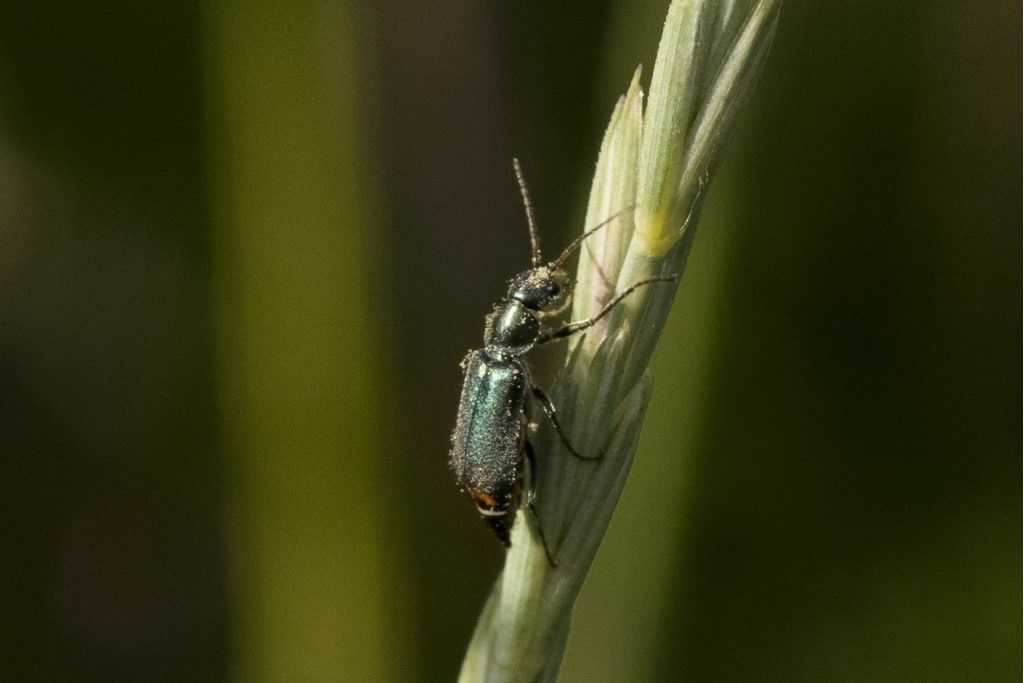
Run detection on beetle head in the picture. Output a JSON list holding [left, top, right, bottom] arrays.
[[508, 265, 570, 311]]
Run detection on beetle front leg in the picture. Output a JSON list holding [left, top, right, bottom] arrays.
[[537, 275, 679, 343], [536, 290, 573, 319]]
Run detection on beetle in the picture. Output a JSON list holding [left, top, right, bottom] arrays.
[[449, 159, 676, 565]]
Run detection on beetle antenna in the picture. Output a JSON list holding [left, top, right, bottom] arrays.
[[552, 204, 636, 269], [513, 158, 542, 267]]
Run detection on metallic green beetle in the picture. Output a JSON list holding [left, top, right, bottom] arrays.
[[449, 159, 676, 564]]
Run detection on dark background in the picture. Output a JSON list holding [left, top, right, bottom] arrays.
[[0, 1, 1018, 680]]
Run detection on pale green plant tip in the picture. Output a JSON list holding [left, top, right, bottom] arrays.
[[679, 0, 781, 204], [635, 0, 706, 256], [634, 0, 781, 256]]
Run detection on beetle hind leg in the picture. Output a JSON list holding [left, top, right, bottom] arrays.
[[525, 440, 558, 568]]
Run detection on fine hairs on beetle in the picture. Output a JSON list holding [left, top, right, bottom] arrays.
[[449, 159, 677, 567]]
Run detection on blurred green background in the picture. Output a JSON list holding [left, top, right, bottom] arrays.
[[0, 1, 1018, 680]]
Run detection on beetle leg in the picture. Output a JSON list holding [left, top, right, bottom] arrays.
[[529, 384, 602, 461], [524, 440, 558, 568], [536, 290, 573, 319], [523, 439, 538, 506], [537, 275, 679, 344]]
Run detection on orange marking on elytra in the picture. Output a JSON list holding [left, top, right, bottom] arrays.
[[465, 484, 499, 508]]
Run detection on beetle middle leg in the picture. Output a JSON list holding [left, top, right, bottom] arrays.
[[530, 384, 601, 461]]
